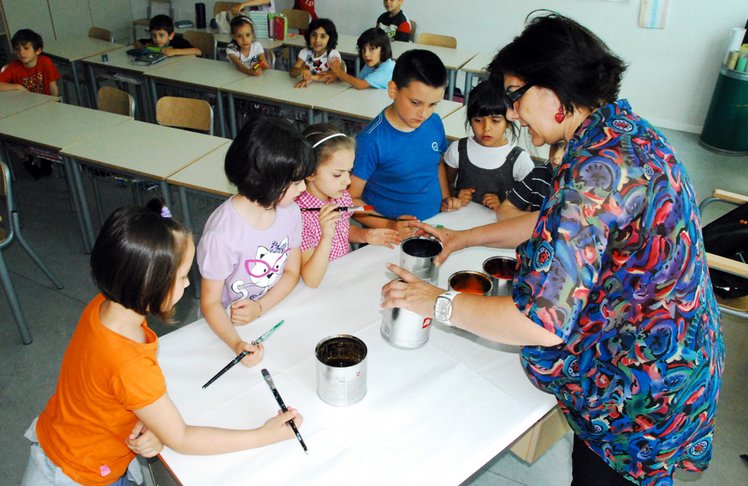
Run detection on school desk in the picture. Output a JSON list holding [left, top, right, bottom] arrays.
[[144, 56, 250, 137], [461, 51, 495, 98], [442, 106, 469, 141], [82, 46, 194, 122], [60, 119, 229, 248], [221, 69, 352, 137], [391, 41, 477, 101], [0, 102, 131, 251], [0, 90, 59, 120], [155, 201, 557, 485], [43, 37, 125, 107], [316, 86, 463, 124]]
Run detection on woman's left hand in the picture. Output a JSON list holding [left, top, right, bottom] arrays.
[[381, 264, 444, 317], [126, 421, 163, 458]]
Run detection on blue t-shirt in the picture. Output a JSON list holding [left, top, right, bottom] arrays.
[[353, 110, 447, 220], [358, 58, 395, 89]]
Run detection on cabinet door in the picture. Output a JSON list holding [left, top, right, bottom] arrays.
[[48, 0, 93, 39], [1, 0, 55, 41], [88, 0, 132, 43]]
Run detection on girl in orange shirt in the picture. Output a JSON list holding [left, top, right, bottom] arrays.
[[22, 199, 302, 485]]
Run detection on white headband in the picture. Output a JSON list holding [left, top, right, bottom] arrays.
[[312, 133, 347, 148]]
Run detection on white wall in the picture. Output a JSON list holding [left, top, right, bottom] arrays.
[[133, 0, 747, 132]]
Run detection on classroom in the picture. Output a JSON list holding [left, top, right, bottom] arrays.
[[1, 0, 747, 485]]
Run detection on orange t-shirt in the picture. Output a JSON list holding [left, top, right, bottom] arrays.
[[35, 294, 166, 485]]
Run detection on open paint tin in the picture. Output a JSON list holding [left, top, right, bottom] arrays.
[[399, 236, 442, 284], [482, 256, 517, 296], [315, 335, 367, 406]]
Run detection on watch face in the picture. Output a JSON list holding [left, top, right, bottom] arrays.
[[435, 295, 451, 321]]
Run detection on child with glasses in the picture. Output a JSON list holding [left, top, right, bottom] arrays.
[[197, 116, 316, 363]]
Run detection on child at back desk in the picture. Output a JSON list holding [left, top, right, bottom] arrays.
[[297, 123, 399, 287], [350, 49, 451, 239], [22, 199, 302, 485], [291, 18, 342, 88], [330, 27, 394, 90], [135, 14, 201, 57], [376, 0, 412, 42], [226, 15, 269, 76], [198, 116, 315, 361], [442, 80, 535, 214]]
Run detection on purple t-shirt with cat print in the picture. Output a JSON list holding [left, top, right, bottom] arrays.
[[197, 197, 302, 308]]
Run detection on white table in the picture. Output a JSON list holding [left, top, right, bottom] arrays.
[[461, 52, 495, 97], [60, 120, 229, 249], [392, 41, 477, 101], [0, 90, 60, 120], [157, 203, 556, 485], [0, 102, 132, 251], [443, 106, 469, 141], [144, 56, 250, 137], [44, 37, 124, 106], [316, 86, 463, 123], [221, 69, 352, 137]]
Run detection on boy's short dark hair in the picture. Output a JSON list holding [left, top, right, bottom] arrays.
[[225, 116, 316, 208], [149, 14, 175, 34], [305, 18, 338, 52], [392, 49, 447, 89], [91, 199, 191, 322], [356, 28, 391, 63], [11, 29, 43, 51]]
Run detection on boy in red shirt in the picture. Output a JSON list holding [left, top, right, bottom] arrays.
[[0, 29, 60, 178]]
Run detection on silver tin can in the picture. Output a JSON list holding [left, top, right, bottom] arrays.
[[482, 256, 516, 296], [315, 335, 367, 406], [448, 270, 493, 295], [381, 306, 432, 349], [399, 236, 442, 284]]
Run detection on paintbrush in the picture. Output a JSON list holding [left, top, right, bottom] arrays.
[[300, 205, 373, 212]]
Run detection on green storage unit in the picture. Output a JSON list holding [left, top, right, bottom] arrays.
[[700, 66, 748, 156]]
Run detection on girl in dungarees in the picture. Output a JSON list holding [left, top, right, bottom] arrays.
[[442, 79, 535, 212]]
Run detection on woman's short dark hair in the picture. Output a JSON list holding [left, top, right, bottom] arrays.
[[11, 29, 43, 50], [225, 116, 315, 208], [465, 79, 518, 139], [488, 13, 626, 113], [356, 28, 392, 63], [392, 49, 447, 89], [90, 199, 191, 322], [305, 18, 338, 52]]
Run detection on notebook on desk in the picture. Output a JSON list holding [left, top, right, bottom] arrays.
[[132, 51, 166, 66]]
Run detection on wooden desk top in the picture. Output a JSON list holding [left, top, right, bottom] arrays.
[[60, 120, 230, 180], [167, 143, 234, 197], [0, 91, 60, 120], [144, 56, 249, 89], [221, 69, 352, 110], [44, 37, 124, 62], [0, 102, 131, 150]]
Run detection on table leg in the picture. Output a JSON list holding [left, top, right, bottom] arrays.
[[148, 79, 158, 123], [70, 61, 86, 107], [307, 107, 314, 125], [87, 65, 100, 109], [228, 94, 238, 139], [178, 187, 201, 298], [447, 70, 456, 101], [64, 157, 95, 252], [216, 91, 226, 138], [159, 181, 173, 209]]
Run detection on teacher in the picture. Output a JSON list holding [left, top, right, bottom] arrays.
[[381, 13, 724, 486]]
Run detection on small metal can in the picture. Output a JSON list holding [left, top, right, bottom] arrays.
[[315, 335, 367, 406], [399, 236, 442, 284], [101, 53, 109, 63], [381, 306, 432, 349]]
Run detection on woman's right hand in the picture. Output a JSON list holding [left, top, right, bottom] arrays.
[[409, 221, 467, 265], [263, 408, 303, 443], [235, 340, 264, 367]]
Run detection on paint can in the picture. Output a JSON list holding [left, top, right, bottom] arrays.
[[399, 236, 442, 284], [381, 304, 432, 349], [315, 335, 367, 406], [482, 256, 517, 296], [448, 270, 493, 295]]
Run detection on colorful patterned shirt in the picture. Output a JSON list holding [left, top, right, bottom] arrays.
[[514, 100, 724, 485], [296, 190, 352, 260]]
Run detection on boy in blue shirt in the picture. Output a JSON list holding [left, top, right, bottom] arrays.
[[350, 49, 450, 238]]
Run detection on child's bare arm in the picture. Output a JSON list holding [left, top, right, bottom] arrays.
[[135, 394, 302, 454], [162, 46, 202, 57], [228, 53, 264, 76], [329, 58, 369, 90], [300, 207, 339, 288], [290, 58, 307, 78], [48, 80, 59, 97], [349, 225, 399, 248], [0, 82, 25, 92]]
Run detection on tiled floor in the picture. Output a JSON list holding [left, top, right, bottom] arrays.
[[0, 128, 746, 485]]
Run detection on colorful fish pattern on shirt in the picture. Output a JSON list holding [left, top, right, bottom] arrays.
[[513, 99, 724, 485]]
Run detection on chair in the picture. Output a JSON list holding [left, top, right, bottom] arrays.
[[416, 32, 457, 49], [0, 160, 63, 344], [88, 26, 114, 42], [156, 96, 214, 135], [264, 48, 276, 70], [98, 86, 135, 117], [700, 189, 748, 319], [183, 31, 217, 60], [282, 8, 311, 33], [409, 20, 417, 42]]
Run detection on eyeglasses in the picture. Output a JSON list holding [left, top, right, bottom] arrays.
[[504, 83, 534, 106]]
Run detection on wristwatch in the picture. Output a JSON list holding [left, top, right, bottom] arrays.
[[434, 291, 459, 325]]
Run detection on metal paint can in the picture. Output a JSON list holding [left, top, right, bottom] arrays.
[[315, 335, 367, 406], [399, 236, 442, 283], [482, 256, 517, 296], [448, 270, 493, 295], [381, 305, 432, 349]]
